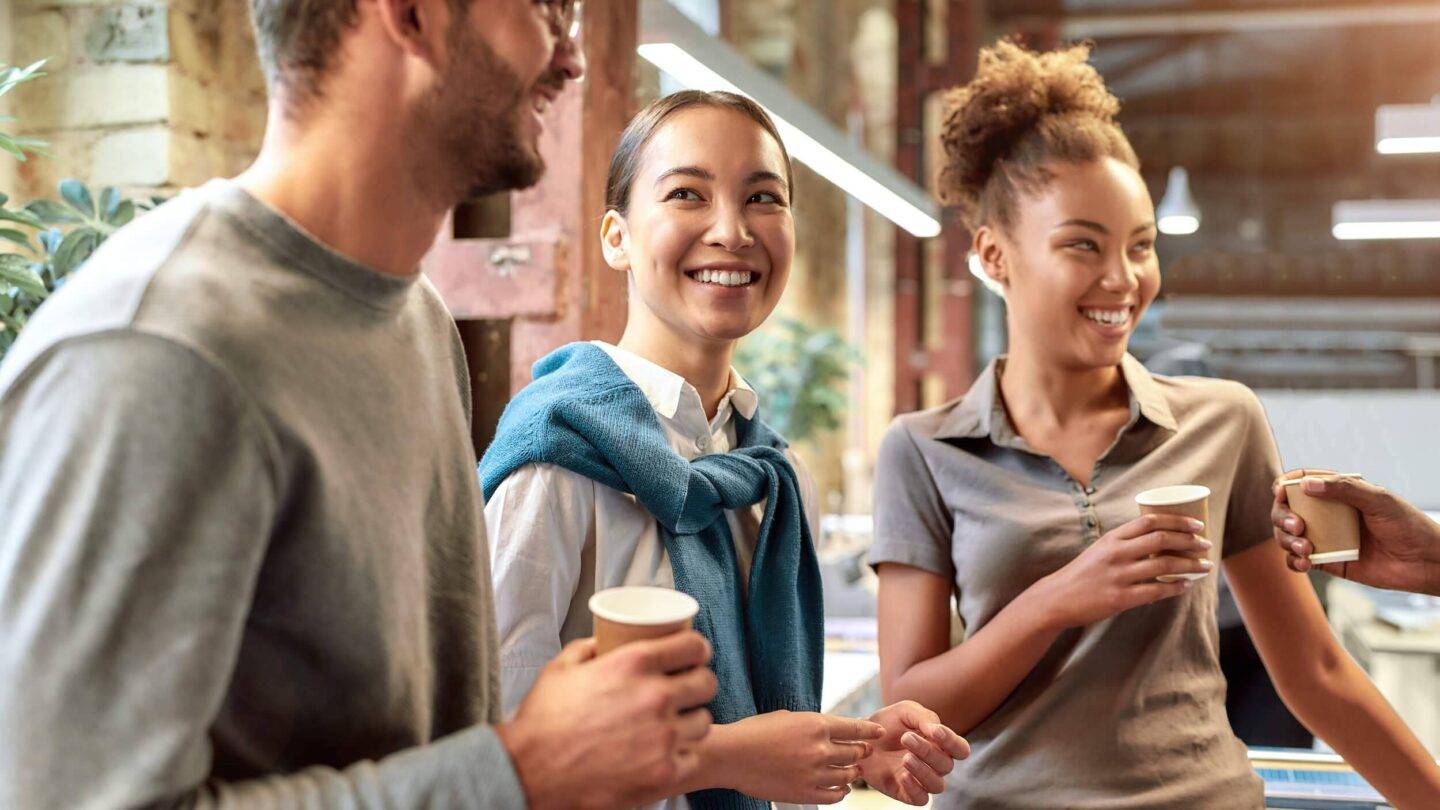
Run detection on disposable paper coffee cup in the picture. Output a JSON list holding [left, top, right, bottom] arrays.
[[589, 586, 700, 656], [1283, 473, 1363, 564], [1135, 485, 1214, 582]]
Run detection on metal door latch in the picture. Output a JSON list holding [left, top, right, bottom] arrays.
[[489, 244, 532, 276]]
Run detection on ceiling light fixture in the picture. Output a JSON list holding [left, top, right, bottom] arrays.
[[638, 1, 942, 238], [1156, 167, 1201, 235], [1332, 199, 1440, 240], [1375, 101, 1440, 155]]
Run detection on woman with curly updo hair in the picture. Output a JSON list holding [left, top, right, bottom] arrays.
[[869, 40, 1440, 808]]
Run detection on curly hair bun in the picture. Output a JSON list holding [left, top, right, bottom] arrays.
[[938, 39, 1133, 229]]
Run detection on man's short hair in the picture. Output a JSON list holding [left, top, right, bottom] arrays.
[[249, 0, 469, 103]]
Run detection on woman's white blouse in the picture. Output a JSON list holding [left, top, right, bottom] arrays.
[[485, 341, 820, 810]]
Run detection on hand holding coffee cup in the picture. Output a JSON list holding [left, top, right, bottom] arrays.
[[1036, 512, 1208, 629], [497, 619, 717, 810], [1135, 485, 1217, 582], [1273, 469, 1440, 596], [1279, 471, 1363, 565], [589, 586, 701, 655]]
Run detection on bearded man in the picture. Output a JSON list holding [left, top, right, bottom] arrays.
[[0, 2, 717, 807]]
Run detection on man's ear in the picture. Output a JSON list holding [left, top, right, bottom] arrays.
[[371, 0, 449, 66], [601, 209, 632, 272]]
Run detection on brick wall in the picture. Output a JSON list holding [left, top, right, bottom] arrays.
[[4, 0, 265, 201]]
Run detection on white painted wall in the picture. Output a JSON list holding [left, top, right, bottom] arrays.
[[1258, 390, 1440, 510]]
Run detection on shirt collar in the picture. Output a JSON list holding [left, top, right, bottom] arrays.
[[1120, 353, 1178, 433], [590, 341, 759, 422], [935, 353, 1176, 441]]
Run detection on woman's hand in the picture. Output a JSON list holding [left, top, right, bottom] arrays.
[[857, 700, 970, 805], [706, 710, 885, 805], [1035, 513, 1210, 629]]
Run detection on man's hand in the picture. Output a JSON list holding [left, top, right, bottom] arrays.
[[1272, 470, 1440, 596], [857, 701, 970, 805], [497, 633, 717, 810]]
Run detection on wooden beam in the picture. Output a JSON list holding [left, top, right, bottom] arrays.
[[894, 0, 976, 416], [1000, 2, 1440, 39]]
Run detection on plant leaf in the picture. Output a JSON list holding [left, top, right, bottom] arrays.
[[0, 253, 48, 298], [0, 137, 27, 162], [52, 229, 98, 279], [38, 228, 63, 255], [59, 179, 96, 218], [99, 187, 120, 221], [0, 206, 40, 229], [0, 228, 30, 250], [25, 199, 81, 225], [109, 199, 136, 228]]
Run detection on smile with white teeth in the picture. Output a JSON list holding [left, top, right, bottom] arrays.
[[532, 96, 550, 114], [1080, 307, 1130, 326], [690, 269, 756, 288]]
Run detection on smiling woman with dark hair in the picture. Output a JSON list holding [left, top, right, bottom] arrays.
[[481, 90, 970, 810], [871, 39, 1440, 809]]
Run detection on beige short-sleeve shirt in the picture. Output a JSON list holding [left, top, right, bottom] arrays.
[[870, 355, 1280, 809]]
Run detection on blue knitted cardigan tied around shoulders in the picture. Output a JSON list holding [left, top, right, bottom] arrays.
[[479, 342, 824, 810]]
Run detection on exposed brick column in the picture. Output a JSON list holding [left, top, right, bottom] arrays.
[[6, 0, 264, 200]]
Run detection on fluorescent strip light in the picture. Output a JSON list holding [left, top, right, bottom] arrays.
[[1333, 222, 1440, 240], [1332, 199, 1440, 240], [1375, 103, 1440, 155], [636, 42, 942, 238], [1378, 136, 1440, 155], [640, 1, 941, 237]]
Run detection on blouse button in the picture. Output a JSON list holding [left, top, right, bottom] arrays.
[[696, 435, 711, 451]]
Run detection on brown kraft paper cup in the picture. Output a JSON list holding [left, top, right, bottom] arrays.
[[1135, 484, 1213, 582], [589, 586, 700, 656], [1283, 473, 1362, 564]]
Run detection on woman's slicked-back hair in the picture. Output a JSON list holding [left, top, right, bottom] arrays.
[[937, 39, 1139, 231], [605, 90, 793, 215]]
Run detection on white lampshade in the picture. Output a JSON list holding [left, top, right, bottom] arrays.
[[1156, 166, 1201, 235]]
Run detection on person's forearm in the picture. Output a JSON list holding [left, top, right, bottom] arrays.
[[4, 723, 526, 809], [1424, 523, 1440, 596], [885, 581, 1064, 735], [672, 721, 742, 795], [1280, 657, 1440, 808]]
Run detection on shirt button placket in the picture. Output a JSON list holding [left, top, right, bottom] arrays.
[[1074, 483, 1099, 539]]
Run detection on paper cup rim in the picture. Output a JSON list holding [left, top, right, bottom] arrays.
[[1308, 549, 1361, 564], [1283, 473, 1364, 487], [588, 586, 699, 626], [1135, 485, 1211, 507]]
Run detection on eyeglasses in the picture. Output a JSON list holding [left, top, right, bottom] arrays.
[[534, 0, 583, 41]]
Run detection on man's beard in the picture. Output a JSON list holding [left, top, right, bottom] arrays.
[[414, 25, 558, 207]]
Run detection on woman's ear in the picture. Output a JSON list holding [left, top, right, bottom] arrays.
[[974, 225, 1009, 291], [600, 209, 631, 272]]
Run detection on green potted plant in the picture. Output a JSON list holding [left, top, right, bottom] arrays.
[[1, 60, 156, 358], [734, 317, 857, 444]]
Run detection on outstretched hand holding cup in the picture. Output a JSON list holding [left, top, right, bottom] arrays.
[[1273, 469, 1440, 596]]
